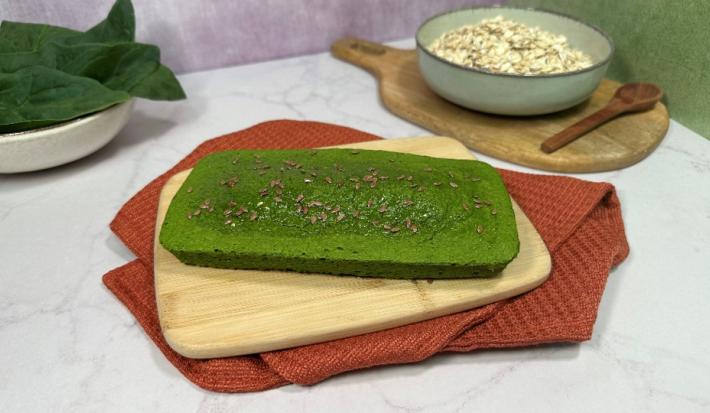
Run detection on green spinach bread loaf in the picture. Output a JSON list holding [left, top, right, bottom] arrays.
[[159, 149, 519, 278]]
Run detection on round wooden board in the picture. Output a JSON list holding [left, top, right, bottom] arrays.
[[332, 38, 669, 173]]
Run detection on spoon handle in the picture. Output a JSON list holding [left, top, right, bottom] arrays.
[[541, 102, 625, 154]]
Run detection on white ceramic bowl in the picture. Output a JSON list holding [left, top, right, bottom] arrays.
[[416, 7, 614, 115], [0, 100, 134, 173]]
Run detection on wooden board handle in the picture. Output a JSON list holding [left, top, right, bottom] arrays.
[[331, 38, 405, 77]]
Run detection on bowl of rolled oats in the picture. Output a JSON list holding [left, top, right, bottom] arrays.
[[416, 7, 613, 115]]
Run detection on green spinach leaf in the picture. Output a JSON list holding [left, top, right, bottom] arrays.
[[0, 21, 79, 54], [83, 0, 135, 43], [0, 0, 185, 133], [128, 63, 186, 101], [0, 66, 130, 133]]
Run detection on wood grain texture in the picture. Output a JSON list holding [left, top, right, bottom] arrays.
[[154, 137, 551, 358], [331, 38, 670, 173]]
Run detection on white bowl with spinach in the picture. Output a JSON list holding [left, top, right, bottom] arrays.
[[0, 100, 135, 173], [0, 0, 184, 173]]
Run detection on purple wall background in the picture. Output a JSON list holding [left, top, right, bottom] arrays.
[[0, 0, 498, 73]]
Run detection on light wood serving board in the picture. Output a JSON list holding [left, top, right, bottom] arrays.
[[331, 38, 670, 173], [154, 137, 551, 358]]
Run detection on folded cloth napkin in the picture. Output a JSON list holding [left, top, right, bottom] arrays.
[[103, 120, 629, 392]]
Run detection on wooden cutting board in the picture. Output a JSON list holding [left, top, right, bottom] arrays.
[[331, 38, 670, 173], [154, 137, 551, 358]]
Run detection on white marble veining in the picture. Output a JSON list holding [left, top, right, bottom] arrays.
[[1, 39, 709, 412]]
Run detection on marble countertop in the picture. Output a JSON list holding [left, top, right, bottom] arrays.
[[1, 40, 709, 412]]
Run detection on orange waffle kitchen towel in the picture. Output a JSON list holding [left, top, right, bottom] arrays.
[[103, 120, 629, 392]]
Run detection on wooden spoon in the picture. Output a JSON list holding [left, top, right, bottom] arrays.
[[541, 83, 663, 154]]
